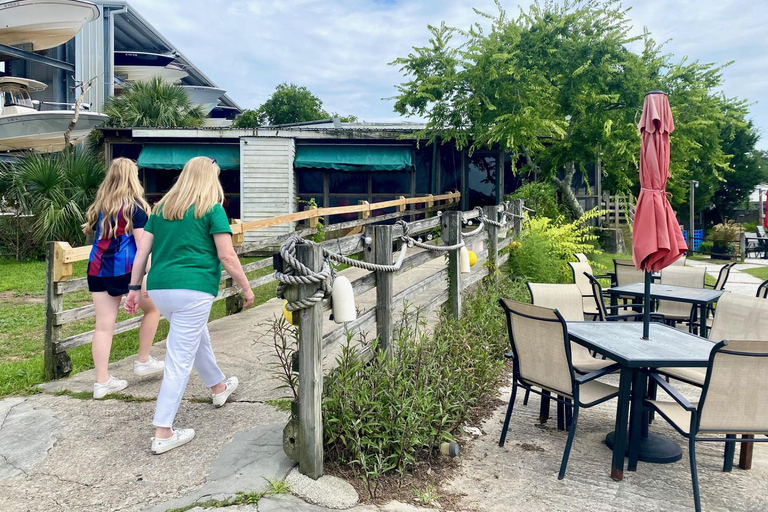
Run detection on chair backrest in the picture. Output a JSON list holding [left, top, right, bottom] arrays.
[[498, 299, 575, 398], [713, 263, 734, 291], [710, 292, 768, 342], [568, 261, 598, 314], [757, 278, 768, 299], [670, 256, 686, 266], [527, 283, 585, 322], [697, 340, 768, 434], [614, 259, 644, 286], [584, 273, 608, 321], [656, 266, 706, 318], [758, 226, 766, 238], [574, 253, 588, 263]]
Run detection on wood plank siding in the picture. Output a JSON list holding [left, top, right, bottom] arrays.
[[240, 137, 297, 242]]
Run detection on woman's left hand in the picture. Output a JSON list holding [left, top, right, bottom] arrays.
[[125, 290, 141, 315]]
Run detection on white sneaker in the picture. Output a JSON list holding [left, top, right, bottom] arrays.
[[93, 375, 128, 399], [151, 428, 195, 455], [134, 355, 165, 376], [212, 376, 239, 407]]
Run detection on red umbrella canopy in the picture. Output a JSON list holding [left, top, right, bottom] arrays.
[[632, 92, 688, 272], [764, 190, 768, 229]]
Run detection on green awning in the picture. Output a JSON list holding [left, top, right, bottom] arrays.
[[137, 144, 240, 170], [294, 145, 412, 171]]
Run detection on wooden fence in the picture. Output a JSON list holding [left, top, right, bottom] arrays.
[[43, 192, 525, 479], [600, 192, 633, 227], [43, 192, 464, 379]]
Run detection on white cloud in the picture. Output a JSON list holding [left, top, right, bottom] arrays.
[[127, 0, 767, 149]]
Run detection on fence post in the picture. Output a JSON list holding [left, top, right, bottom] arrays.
[[285, 243, 324, 479], [444, 211, 462, 318], [614, 194, 620, 227], [44, 242, 72, 380], [483, 205, 499, 283], [511, 199, 524, 237], [739, 232, 746, 262], [364, 225, 394, 357]]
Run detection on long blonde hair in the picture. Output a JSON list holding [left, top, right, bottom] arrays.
[[83, 158, 150, 239], [154, 156, 224, 220]]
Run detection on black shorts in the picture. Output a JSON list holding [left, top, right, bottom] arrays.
[[88, 273, 131, 296]]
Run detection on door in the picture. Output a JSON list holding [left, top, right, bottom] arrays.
[[464, 152, 500, 210]]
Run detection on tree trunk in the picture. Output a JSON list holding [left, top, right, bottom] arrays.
[[551, 162, 584, 219]]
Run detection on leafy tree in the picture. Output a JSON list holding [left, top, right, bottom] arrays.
[[391, 0, 758, 219], [232, 84, 359, 127], [104, 77, 205, 127], [257, 83, 329, 125]]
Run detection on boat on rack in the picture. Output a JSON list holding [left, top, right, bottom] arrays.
[[180, 85, 226, 114], [113, 51, 187, 86], [0, 0, 100, 51], [204, 106, 239, 128], [0, 77, 107, 152]]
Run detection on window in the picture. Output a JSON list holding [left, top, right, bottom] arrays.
[[2, 88, 33, 109], [440, 145, 461, 194]]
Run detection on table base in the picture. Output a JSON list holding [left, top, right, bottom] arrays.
[[605, 431, 682, 464]]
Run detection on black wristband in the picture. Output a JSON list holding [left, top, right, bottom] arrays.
[[127, 284, 142, 291]]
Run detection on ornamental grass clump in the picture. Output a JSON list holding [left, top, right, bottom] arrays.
[[322, 278, 529, 495]]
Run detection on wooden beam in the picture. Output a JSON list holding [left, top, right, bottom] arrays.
[[444, 211, 462, 318], [54, 242, 74, 281]]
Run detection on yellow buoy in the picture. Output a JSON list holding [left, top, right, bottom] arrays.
[[468, 250, 477, 267], [283, 300, 295, 325]]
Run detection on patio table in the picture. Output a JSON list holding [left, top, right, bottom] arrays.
[[606, 283, 723, 337], [567, 322, 714, 481]]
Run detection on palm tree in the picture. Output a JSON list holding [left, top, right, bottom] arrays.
[[104, 77, 206, 128], [5, 146, 104, 247]]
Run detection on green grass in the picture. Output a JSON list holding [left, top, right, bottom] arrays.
[[742, 266, 768, 281], [0, 256, 276, 398]]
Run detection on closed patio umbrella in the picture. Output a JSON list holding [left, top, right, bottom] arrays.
[[632, 91, 688, 338], [764, 190, 767, 229]]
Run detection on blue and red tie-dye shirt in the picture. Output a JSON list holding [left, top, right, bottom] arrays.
[[87, 204, 148, 277]]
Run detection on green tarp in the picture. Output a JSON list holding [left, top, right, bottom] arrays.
[[137, 144, 240, 170], [294, 145, 412, 171]]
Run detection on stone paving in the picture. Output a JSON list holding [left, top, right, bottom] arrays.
[[0, 255, 766, 511]]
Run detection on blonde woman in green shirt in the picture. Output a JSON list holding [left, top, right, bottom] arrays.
[[125, 156, 254, 454]]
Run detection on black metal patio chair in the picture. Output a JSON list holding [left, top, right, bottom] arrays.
[[645, 340, 768, 512], [497, 299, 619, 479]]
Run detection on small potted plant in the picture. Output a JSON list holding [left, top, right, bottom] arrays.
[[709, 221, 740, 258]]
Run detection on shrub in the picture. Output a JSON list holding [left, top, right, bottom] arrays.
[[322, 277, 529, 496], [507, 208, 602, 283], [507, 182, 563, 220]]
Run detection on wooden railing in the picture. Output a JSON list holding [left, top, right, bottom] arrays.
[[42, 192, 462, 379]]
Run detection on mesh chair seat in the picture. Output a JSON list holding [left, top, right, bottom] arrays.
[[571, 345, 614, 373], [579, 379, 620, 406], [648, 399, 697, 434], [655, 266, 706, 326], [657, 367, 705, 386]]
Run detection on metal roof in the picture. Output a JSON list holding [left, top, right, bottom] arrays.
[[103, 1, 240, 111]]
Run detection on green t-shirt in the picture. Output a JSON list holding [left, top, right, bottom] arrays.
[[144, 203, 232, 297]]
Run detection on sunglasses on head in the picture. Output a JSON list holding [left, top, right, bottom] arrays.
[[210, 158, 217, 165]]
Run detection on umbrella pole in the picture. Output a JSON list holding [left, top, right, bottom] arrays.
[[643, 271, 651, 339]]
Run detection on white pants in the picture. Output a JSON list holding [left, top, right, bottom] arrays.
[[148, 289, 225, 428]]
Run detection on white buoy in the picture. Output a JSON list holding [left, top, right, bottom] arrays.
[[460, 246, 471, 274], [331, 275, 356, 323]]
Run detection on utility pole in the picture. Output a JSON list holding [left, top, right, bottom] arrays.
[[689, 181, 698, 251]]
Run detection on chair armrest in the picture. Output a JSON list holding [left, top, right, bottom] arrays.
[[576, 363, 621, 384], [704, 283, 715, 289], [593, 274, 612, 280], [648, 372, 695, 411]]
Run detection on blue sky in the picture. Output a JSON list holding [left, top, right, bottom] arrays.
[[130, 0, 767, 150]]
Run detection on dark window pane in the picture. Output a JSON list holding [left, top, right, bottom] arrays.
[[371, 171, 411, 195], [414, 147, 432, 194], [329, 172, 367, 194], [440, 146, 461, 194], [297, 170, 324, 194], [327, 196, 367, 224], [298, 196, 324, 209], [220, 169, 239, 193], [467, 154, 497, 207]]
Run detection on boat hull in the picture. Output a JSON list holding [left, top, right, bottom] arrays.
[[0, 111, 107, 152], [113, 64, 188, 85], [114, 51, 176, 67], [181, 85, 225, 114], [0, 0, 100, 51]]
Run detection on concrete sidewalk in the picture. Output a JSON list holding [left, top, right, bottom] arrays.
[[0, 250, 450, 512], [685, 257, 767, 296]]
